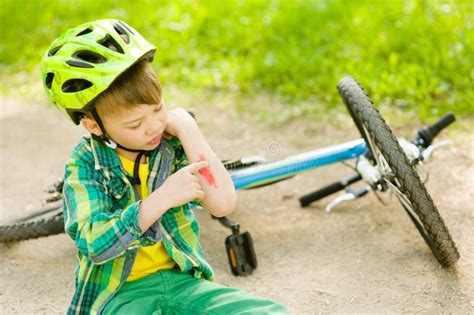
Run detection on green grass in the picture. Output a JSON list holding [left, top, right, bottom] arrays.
[[1, 0, 473, 121]]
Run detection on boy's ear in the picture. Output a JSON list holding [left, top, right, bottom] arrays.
[[80, 117, 103, 137]]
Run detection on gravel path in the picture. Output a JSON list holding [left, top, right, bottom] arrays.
[[1, 95, 473, 314]]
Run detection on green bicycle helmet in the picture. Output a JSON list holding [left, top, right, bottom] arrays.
[[41, 19, 156, 125]]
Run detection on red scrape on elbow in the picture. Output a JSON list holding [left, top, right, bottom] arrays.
[[198, 154, 218, 188]]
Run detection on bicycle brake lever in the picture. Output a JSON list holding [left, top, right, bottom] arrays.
[[325, 186, 371, 213], [325, 193, 356, 213], [422, 140, 452, 161]]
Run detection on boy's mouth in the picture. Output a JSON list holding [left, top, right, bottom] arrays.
[[147, 134, 162, 145]]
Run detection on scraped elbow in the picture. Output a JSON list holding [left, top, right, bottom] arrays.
[[213, 191, 237, 217]]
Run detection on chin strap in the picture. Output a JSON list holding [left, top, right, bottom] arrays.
[[131, 151, 148, 185], [91, 108, 151, 185], [91, 109, 143, 153]]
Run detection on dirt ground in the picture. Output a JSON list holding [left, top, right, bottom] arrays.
[[1, 93, 473, 314]]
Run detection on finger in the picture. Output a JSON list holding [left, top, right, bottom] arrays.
[[195, 190, 205, 201], [182, 171, 199, 183], [182, 160, 209, 175], [191, 160, 209, 172], [180, 163, 195, 174]]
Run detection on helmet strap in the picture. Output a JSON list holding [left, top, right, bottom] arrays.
[[90, 108, 152, 186], [91, 108, 144, 153]]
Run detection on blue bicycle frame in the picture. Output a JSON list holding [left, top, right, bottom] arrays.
[[229, 139, 367, 190]]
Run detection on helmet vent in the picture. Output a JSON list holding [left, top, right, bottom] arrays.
[[113, 23, 130, 44], [48, 45, 63, 57], [45, 73, 54, 89], [98, 35, 124, 54], [62, 79, 93, 93], [66, 60, 94, 68], [73, 50, 106, 64], [118, 21, 135, 35], [76, 28, 93, 37]]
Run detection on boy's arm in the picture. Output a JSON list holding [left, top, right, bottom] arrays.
[[175, 116, 237, 217]]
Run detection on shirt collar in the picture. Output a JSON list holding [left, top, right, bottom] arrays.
[[90, 136, 121, 170]]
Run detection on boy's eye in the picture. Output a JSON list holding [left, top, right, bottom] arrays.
[[129, 122, 141, 129]]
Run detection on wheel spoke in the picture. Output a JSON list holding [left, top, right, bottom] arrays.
[[383, 178, 424, 228], [362, 125, 391, 174], [362, 121, 424, 226]]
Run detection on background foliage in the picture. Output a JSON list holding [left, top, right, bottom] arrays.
[[1, 0, 473, 120]]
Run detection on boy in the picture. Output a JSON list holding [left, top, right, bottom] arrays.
[[41, 19, 290, 314]]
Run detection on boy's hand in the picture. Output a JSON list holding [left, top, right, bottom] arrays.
[[160, 160, 208, 208], [165, 107, 198, 138], [138, 161, 208, 232]]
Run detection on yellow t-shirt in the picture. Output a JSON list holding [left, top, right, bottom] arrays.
[[118, 154, 176, 282]]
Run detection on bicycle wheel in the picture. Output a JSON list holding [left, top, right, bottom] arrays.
[[337, 76, 459, 267], [0, 201, 65, 243]]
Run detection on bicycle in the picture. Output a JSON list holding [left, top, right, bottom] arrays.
[[0, 76, 460, 277]]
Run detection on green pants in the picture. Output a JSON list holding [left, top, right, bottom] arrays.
[[103, 269, 291, 314]]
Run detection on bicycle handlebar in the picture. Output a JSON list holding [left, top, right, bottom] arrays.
[[413, 112, 455, 148], [299, 174, 362, 207]]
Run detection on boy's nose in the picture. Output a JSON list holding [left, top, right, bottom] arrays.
[[145, 120, 162, 135]]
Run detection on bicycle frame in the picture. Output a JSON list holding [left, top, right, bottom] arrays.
[[229, 138, 367, 190], [207, 137, 369, 275]]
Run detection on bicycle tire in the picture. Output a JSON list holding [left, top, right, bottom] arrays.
[[337, 76, 459, 267], [0, 204, 64, 243]]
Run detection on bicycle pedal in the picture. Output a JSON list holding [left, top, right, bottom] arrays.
[[225, 231, 257, 276]]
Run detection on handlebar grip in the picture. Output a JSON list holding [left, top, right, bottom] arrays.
[[427, 112, 455, 139], [299, 174, 362, 207], [415, 112, 455, 148]]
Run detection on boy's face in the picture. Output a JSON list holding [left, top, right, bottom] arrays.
[[85, 102, 167, 151]]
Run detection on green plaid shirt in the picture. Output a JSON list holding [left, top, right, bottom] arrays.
[[63, 135, 214, 314]]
